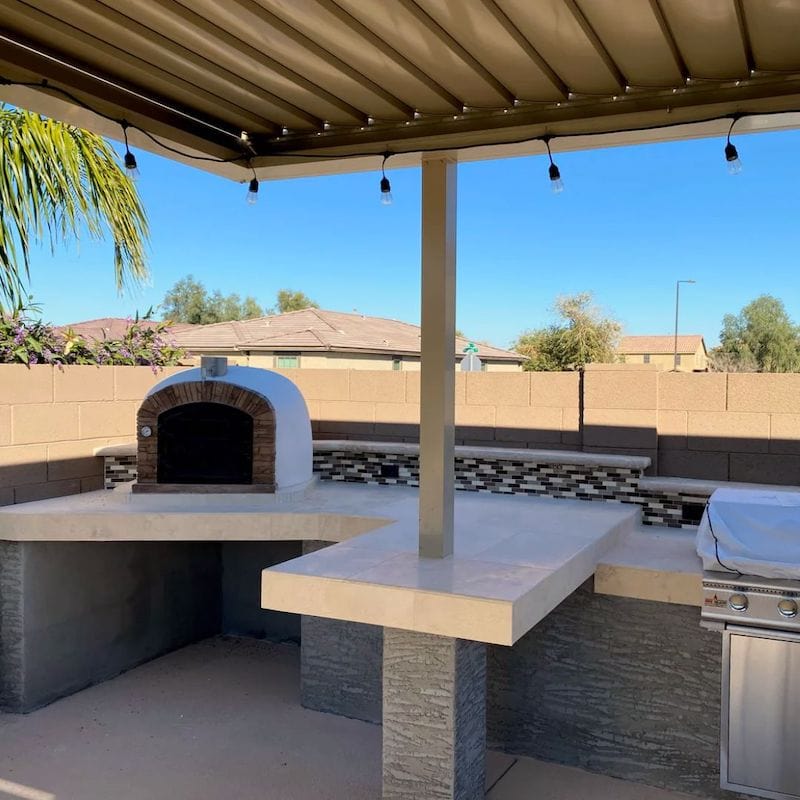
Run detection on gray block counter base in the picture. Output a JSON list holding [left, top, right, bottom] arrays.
[[382, 629, 487, 800], [0, 540, 301, 713]]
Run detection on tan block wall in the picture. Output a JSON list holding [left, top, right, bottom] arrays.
[[0, 365, 188, 505], [4, 365, 800, 504]]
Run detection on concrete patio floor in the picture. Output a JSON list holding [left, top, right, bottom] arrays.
[[0, 637, 700, 800]]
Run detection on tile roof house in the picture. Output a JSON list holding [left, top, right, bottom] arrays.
[[58, 317, 194, 342], [618, 335, 708, 372], [172, 309, 524, 371]]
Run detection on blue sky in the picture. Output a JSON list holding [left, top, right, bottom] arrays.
[[25, 127, 800, 349]]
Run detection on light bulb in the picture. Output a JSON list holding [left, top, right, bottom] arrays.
[[725, 142, 742, 175], [124, 151, 140, 180], [380, 176, 393, 205], [549, 162, 564, 194], [247, 177, 259, 205]]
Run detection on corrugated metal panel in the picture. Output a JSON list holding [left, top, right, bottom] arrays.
[[658, 0, 749, 79], [744, 0, 800, 71], [0, 0, 799, 176]]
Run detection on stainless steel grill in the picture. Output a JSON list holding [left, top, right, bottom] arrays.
[[702, 572, 800, 799]]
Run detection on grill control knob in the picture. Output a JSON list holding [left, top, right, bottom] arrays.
[[729, 594, 749, 612], [778, 599, 798, 618]]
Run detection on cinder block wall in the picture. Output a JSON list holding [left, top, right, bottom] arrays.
[[284, 369, 581, 449], [2, 364, 800, 504], [0, 365, 188, 505]]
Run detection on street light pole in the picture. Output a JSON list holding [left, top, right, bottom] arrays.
[[673, 280, 696, 371]]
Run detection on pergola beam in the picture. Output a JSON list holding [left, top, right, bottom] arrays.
[[254, 71, 800, 158]]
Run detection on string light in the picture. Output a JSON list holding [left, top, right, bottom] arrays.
[[246, 166, 259, 205], [1, 72, 793, 205], [725, 116, 742, 175], [380, 152, 393, 206], [543, 136, 563, 194], [120, 121, 140, 180]]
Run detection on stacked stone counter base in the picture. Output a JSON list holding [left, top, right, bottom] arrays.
[[383, 630, 486, 800]]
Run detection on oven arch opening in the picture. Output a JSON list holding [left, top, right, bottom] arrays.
[[157, 402, 253, 485]]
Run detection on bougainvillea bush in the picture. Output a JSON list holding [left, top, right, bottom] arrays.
[[0, 310, 185, 367]]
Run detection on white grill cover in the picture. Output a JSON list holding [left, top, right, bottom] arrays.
[[697, 488, 800, 579]]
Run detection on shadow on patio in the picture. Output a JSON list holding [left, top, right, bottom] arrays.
[[0, 636, 697, 800]]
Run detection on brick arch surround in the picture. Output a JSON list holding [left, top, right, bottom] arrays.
[[135, 381, 275, 492]]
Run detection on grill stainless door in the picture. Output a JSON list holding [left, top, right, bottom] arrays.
[[723, 626, 800, 799]]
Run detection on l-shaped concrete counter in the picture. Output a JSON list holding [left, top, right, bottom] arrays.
[[0, 478, 712, 798]]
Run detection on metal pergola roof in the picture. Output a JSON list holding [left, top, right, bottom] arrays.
[[2, 0, 800, 181]]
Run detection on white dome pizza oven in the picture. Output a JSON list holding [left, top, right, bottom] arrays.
[[132, 359, 312, 494]]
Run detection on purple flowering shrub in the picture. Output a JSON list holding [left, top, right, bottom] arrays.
[[0, 310, 185, 368]]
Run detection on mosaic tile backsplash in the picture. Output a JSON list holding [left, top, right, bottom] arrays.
[[104, 449, 706, 529]]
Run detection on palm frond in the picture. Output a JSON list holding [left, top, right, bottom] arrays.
[[0, 107, 149, 310]]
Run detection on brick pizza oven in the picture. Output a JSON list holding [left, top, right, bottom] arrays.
[[132, 360, 312, 494]]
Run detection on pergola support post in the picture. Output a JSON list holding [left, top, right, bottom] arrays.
[[418, 152, 457, 559]]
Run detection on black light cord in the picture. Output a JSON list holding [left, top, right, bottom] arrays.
[[704, 501, 743, 577], [543, 135, 555, 166], [0, 74, 791, 169], [0, 76, 253, 165], [726, 115, 739, 146]]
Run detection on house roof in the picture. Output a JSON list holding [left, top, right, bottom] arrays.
[[619, 335, 706, 355], [58, 317, 193, 342], [172, 308, 523, 362], [1, 2, 800, 183]]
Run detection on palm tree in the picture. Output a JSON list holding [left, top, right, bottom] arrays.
[[0, 106, 149, 310]]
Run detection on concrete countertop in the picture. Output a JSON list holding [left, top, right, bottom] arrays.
[[1, 480, 703, 640], [595, 527, 703, 607], [262, 493, 639, 645], [0, 480, 395, 543], [640, 475, 800, 497]]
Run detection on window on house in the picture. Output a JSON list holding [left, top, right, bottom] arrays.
[[276, 354, 300, 368], [643, 354, 651, 364], [481, 361, 488, 372], [675, 354, 682, 366], [392, 356, 402, 371]]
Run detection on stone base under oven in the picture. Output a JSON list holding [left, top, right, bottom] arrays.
[[0, 540, 301, 713], [132, 482, 276, 494]]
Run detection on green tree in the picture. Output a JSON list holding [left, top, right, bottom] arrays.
[[711, 295, 800, 372], [513, 293, 621, 371], [0, 106, 148, 310], [162, 276, 264, 324], [275, 288, 318, 313]]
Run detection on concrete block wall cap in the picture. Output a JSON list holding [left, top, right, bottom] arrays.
[[583, 363, 663, 371], [639, 475, 800, 496], [93, 442, 136, 457], [312, 440, 651, 470]]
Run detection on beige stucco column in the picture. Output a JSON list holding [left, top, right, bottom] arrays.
[[418, 152, 457, 558]]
